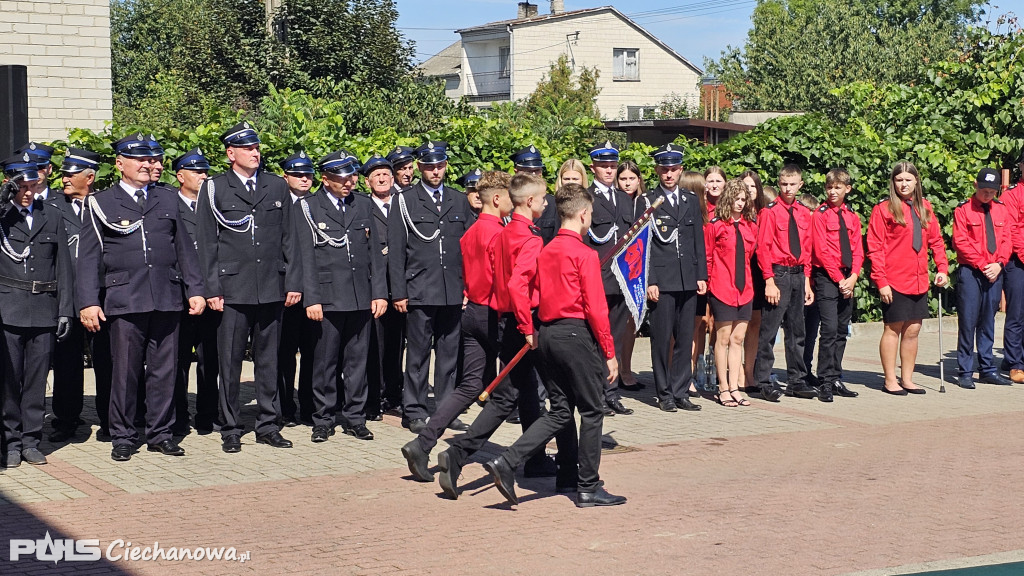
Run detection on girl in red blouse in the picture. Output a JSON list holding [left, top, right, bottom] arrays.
[[705, 179, 758, 406], [867, 161, 950, 395]]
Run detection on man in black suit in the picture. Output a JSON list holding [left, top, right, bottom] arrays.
[[293, 150, 388, 442], [642, 144, 707, 412], [0, 156, 74, 467], [276, 151, 316, 427], [14, 142, 60, 202], [195, 122, 300, 453], [171, 148, 220, 434], [584, 141, 635, 416], [387, 141, 471, 433], [48, 148, 102, 443], [363, 153, 405, 420], [387, 146, 416, 194], [77, 133, 206, 462]]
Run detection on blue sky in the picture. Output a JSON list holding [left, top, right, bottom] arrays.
[[395, 0, 1024, 71]]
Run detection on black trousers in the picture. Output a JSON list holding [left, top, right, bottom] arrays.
[[417, 302, 499, 452], [803, 298, 821, 379], [91, 325, 113, 431], [504, 320, 606, 491], [51, 321, 85, 432], [367, 305, 405, 414], [108, 312, 178, 448], [813, 268, 853, 384], [278, 304, 315, 421], [605, 294, 629, 403], [219, 303, 283, 438], [175, 310, 220, 429], [447, 317, 571, 478], [2, 326, 53, 452], [310, 310, 372, 428], [755, 266, 809, 388], [648, 290, 697, 403], [402, 305, 461, 421]]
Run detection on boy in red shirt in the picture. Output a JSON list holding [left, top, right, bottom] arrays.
[[753, 164, 817, 401], [810, 168, 864, 401], [954, 167, 1012, 388], [401, 171, 511, 481], [483, 183, 626, 508]]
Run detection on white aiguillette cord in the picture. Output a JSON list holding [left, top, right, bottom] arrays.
[[87, 195, 149, 262], [206, 179, 255, 244]]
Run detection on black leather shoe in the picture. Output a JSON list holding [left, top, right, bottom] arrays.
[[405, 418, 427, 434], [524, 455, 557, 478], [437, 449, 461, 499], [980, 372, 1012, 386], [505, 410, 521, 424], [147, 440, 185, 456], [483, 456, 518, 505], [676, 397, 702, 411], [833, 380, 859, 397], [401, 440, 435, 482], [311, 425, 334, 443], [343, 424, 374, 440], [602, 404, 615, 416], [111, 445, 132, 462], [256, 430, 293, 448], [5, 450, 20, 468], [759, 384, 783, 402], [786, 381, 819, 399], [222, 434, 242, 453], [818, 382, 834, 403], [95, 427, 111, 442], [882, 385, 909, 396], [48, 427, 77, 443], [576, 487, 627, 507], [367, 412, 383, 422], [21, 448, 47, 465], [958, 376, 976, 390], [905, 387, 926, 395], [607, 400, 634, 415], [659, 399, 678, 412], [447, 418, 470, 432]]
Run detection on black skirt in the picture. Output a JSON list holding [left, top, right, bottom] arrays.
[[709, 294, 753, 322], [881, 290, 929, 323]]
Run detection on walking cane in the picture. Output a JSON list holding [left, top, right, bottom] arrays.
[[938, 287, 946, 393]]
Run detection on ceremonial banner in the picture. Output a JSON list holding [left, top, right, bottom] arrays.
[[611, 220, 652, 327]]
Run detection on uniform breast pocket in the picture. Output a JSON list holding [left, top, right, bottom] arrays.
[[826, 222, 840, 232], [218, 261, 239, 276], [351, 220, 371, 242], [220, 202, 247, 220], [35, 232, 58, 255], [263, 204, 283, 226], [318, 270, 333, 284]]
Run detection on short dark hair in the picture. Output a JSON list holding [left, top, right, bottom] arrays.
[[779, 164, 802, 179], [556, 183, 593, 221]]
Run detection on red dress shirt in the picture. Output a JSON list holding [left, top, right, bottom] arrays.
[[459, 213, 503, 307], [811, 202, 865, 284], [1000, 182, 1024, 261], [867, 199, 949, 295], [953, 195, 1011, 269], [493, 213, 542, 336], [704, 217, 756, 306], [755, 198, 813, 279], [537, 229, 615, 359]]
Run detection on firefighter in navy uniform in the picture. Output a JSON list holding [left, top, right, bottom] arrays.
[[584, 141, 635, 415], [0, 156, 74, 467], [14, 142, 60, 201], [171, 148, 220, 434], [195, 121, 301, 453], [363, 153, 405, 420], [642, 144, 707, 412], [387, 141, 472, 433], [48, 148, 102, 443], [387, 146, 417, 195], [77, 134, 205, 462]]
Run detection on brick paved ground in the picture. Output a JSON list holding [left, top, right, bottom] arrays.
[[1, 315, 1023, 575]]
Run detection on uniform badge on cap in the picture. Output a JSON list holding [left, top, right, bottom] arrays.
[[136, 134, 144, 140], [529, 145, 536, 153], [29, 143, 36, 150], [666, 144, 674, 151], [244, 122, 250, 129], [22, 153, 30, 162], [428, 142, 436, 151], [299, 152, 306, 158]]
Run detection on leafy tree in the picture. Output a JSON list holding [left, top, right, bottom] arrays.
[[706, 0, 984, 115], [521, 55, 602, 141]]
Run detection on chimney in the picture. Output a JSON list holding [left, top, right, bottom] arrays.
[[517, 2, 538, 19], [550, 0, 564, 14]]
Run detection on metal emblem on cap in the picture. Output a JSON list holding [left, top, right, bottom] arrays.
[[299, 151, 306, 158], [529, 145, 536, 153], [243, 121, 250, 129], [394, 147, 401, 154], [428, 142, 435, 151], [22, 153, 30, 162], [29, 143, 36, 150], [666, 144, 673, 152], [604, 140, 612, 148], [136, 133, 144, 140]]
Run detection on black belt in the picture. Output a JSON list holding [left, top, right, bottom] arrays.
[[772, 264, 803, 273], [0, 275, 57, 293], [541, 318, 587, 328]]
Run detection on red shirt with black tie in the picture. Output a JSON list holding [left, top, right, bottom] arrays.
[[755, 198, 813, 278], [493, 213, 542, 336], [811, 202, 865, 284], [953, 195, 1011, 270], [459, 213, 503, 307], [704, 217, 757, 306], [867, 198, 949, 295]]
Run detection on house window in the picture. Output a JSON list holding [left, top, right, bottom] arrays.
[[613, 48, 639, 81], [627, 106, 657, 120], [498, 46, 510, 78]]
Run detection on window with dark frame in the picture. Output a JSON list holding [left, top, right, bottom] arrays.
[[613, 48, 639, 81]]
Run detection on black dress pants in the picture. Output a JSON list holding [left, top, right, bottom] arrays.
[[754, 265, 809, 388], [367, 305, 406, 414], [648, 290, 697, 403], [174, 309, 220, 429], [2, 326, 53, 452], [402, 305, 461, 421], [108, 312, 178, 448], [813, 267, 852, 385], [218, 303, 283, 438], [278, 303, 315, 421], [310, 310, 372, 428], [51, 321, 84, 432]]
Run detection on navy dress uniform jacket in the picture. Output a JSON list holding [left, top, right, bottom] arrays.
[[195, 170, 299, 305], [293, 192, 387, 310], [178, 194, 199, 247], [643, 186, 708, 292], [76, 185, 204, 315], [387, 182, 472, 306], [0, 201, 74, 327], [584, 184, 635, 295]]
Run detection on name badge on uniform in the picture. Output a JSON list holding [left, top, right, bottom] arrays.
[[318, 222, 326, 229], [274, 201, 282, 208], [120, 220, 130, 226]]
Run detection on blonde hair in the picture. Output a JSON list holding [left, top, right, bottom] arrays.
[[509, 172, 546, 205], [558, 159, 590, 188], [680, 171, 709, 223]]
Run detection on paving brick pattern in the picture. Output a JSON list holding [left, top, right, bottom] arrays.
[[2, 315, 1023, 575]]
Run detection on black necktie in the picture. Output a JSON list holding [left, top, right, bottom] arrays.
[[788, 205, 801, 258], [383, 201, 390, 218], [21, 208, 30, 230], [433, 190, 442, 211], [73, 199, 83, 220], [734, 221, 745, 292], [838, 206, 853, 269], [246, 180, 256, 199], [190, 200, 196, 211], [907, 201, 922, 252], [983, 203, 996, 254], [135, 189, 146, 211]]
